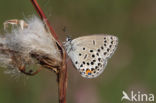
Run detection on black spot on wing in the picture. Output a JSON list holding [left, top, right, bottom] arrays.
[[90, 50, 93, 52], [101, 46, 104, 50], [82, 61, 85, 64], [104, 52, 107, 55], [93, 40, 95, 45], [92, 54, 95, 58], [75, 61, 78, 64], [97, 49, 100, 52], [84, 54, 87, 59], [107, 48, 110, 52]]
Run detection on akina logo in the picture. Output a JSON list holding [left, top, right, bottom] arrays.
[[121, 90, 154, 102]]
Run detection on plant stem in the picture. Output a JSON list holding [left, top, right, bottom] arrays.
[[30, 0, 67, 103]]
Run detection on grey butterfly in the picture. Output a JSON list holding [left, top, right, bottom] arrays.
[[64, 34, 118, 78]]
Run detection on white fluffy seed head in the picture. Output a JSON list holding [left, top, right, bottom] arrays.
[[0, 15, 62, 74], [0, 36, 11, 68], [5, 16, 61, 61]]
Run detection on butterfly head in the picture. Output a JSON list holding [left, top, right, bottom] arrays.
[[66, 36, 72, 42], [64, 36, 73, 54]]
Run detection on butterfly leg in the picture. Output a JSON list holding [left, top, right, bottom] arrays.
[[3, 19, 28, 30]]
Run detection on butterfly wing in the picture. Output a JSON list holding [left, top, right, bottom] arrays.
[[66, 34, 118, 78]]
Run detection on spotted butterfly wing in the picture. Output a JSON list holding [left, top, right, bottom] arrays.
[[65, 34, 118, 78]]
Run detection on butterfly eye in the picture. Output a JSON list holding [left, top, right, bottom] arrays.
[[66, 37, 72, 42]]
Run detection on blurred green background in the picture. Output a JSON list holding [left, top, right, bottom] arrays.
[[0, 0, 156, 103]]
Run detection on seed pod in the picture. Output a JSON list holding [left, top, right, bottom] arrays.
[[0, 15, 62, 75]]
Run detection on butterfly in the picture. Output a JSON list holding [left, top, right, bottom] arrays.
[[64, 34, 118, 78]]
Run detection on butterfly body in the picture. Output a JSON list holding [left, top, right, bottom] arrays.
[[65, 34, 118, 78]]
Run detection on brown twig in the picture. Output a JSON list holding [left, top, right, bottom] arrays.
[[30, 0, 67, 103]]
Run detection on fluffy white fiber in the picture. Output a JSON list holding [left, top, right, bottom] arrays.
[[6, 16, 61, 61], [0, 15, 62, 74], [0, 37, 11, 67]]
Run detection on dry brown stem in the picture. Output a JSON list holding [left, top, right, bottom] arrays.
[[30, 0, 67, 103]]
